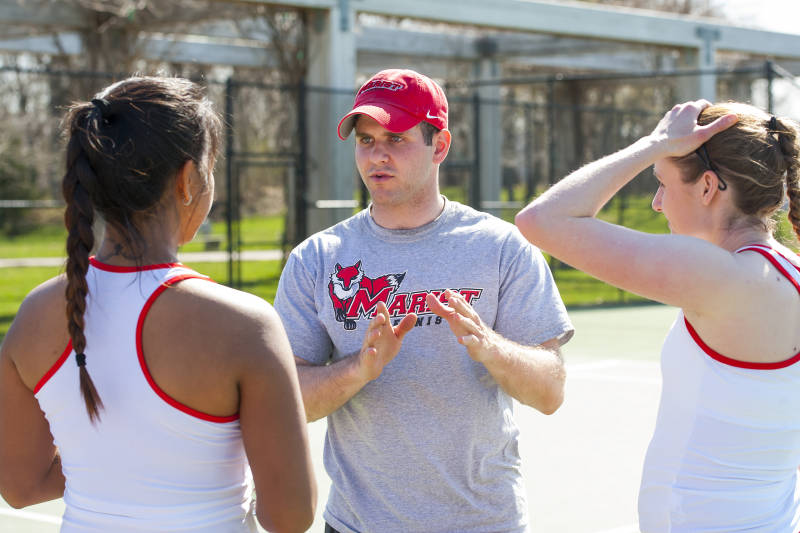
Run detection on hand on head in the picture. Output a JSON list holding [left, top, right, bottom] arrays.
[[651, 100, 738, 158]]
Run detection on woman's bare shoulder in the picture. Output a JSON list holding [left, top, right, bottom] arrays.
[[147, 279, 289, 368], [2, 274, 70, 388]]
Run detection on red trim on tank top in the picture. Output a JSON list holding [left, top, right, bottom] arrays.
[[683, 318, 800, 369], [739, 246, 800, 294], [683, 245, 800, 370], [89, 257, 183, 272], [740, 244, 800, 275], [136, 274, 239, 423], [33, 340, 73, 394]]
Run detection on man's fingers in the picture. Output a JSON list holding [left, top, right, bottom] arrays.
[[395, 313, 418, 339], [458, 334, 478, 346], [362, 346, 377, 358], [376, 301, 391, 321], [369, 310, 386, 330], [443, 290, 479, 322], [425, 293, 452, 318]]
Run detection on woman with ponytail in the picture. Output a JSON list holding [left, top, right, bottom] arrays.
[[0, 77, 315, 532], [516, 100, 800, 532]]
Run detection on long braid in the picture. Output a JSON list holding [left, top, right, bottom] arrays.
[[63, 113, 104, 423], [58, 77, 222, 424], [775, 117, 800, 242]]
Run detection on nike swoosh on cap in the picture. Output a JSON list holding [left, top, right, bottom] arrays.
[[426, 111, 438, 120]]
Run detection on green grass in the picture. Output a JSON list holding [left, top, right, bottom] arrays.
[[550, 266, 653, 307], [3, 196, 798, 343], [0, 225, 68, 258], [0, 260, 283, 343], [184, 260, 283, 302], [0, 214, 286, 258], [178, 215, 285, 253], [0, 266, 63, 341]]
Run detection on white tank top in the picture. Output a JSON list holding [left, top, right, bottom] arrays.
[[638, 245, 800, 532], [35, 258, 256, 533]]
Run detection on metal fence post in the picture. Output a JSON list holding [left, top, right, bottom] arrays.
[[547, 78, 556, 187], [470, 91, 481, 209], [524, 103, 533, 201], [224, 76, 236, 287], [766, 60, 774, 114], [296, 78, 308, 247]]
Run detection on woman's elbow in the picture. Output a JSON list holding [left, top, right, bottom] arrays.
[[515, 203, 548, 244], [0, 483, 36, 509], [258, 510, 315, 533], [257, 492, 316, 533]]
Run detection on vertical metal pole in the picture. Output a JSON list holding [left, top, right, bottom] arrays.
[[547, 78, 556, 187], [546, 78, 559, 278], [224, 77, 235, 287], [470, 92, 481, 209], [296, 78, 308, 245], [524, 104, 533, 201], [235, 158, 242, 288], [766, 60, 775, 114]]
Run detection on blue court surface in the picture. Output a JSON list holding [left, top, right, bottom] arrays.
[[1, 304, 676, 533]]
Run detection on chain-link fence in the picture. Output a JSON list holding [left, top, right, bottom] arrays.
[[2, 62, 799, 302]]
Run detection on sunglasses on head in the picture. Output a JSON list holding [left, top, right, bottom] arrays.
[[694, 144, 728, 191]]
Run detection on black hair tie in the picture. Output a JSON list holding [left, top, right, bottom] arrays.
[[768, 115, 778, 132], [75, 352, 87, 367], [90, 98, 112, 124]]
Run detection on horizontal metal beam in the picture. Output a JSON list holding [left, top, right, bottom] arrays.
[[207, 0, 337, 8], [142, 35, 277, 67], [4, 0, 800, 65], [353, 0, 800, 59], [357, 26, 643, 62], [0, 2, 89, 29], [0, 32, 278, 68]]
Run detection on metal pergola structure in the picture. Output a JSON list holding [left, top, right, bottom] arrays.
[[1, 0, 799, 288]]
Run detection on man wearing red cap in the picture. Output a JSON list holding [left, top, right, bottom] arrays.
[[274, 69, 573, 533]]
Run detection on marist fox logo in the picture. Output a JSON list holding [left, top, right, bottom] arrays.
[[327, 260, 482, 331]]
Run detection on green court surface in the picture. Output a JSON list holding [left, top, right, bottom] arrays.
[[1, 303, 676, 533]]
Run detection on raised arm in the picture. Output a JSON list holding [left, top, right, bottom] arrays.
[[294, 303, 417, 422], [515, 100, 740, 311], [426, 291, 565, 414]]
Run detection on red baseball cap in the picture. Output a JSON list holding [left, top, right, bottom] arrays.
[[337, 69, 448, 140]]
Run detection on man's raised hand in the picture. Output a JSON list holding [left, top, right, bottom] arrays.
[[357, 302, 416, 382], [426, 290, 497, 364]]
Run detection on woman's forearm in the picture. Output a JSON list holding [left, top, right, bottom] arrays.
[[518, 135, 661, 225]]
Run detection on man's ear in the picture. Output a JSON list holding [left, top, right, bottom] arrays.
[[432, 129, 452, 164]]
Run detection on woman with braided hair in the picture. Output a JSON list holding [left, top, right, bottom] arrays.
[[0, 77, 315, 532], [516, 100, 800, 532]]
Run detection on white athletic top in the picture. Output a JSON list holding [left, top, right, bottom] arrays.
[[639, 245, 800, 532], [35, 258, 256, 533]]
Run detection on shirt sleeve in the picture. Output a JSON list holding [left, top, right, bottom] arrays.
[[273, 250, 334, 365], [494, 228, 574, 347]]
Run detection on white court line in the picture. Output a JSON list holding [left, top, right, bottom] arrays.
[[567, 359, 660, 385], [571, 373, 660, 385], [592, 524, 639, 533], [0, 507, 62, 524], [567, 359, 623, 372]]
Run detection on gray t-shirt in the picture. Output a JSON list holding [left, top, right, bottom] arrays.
[[274, 199, 573, 533]]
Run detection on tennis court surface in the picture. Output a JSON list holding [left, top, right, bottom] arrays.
[[1, 304, 676, 533]]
